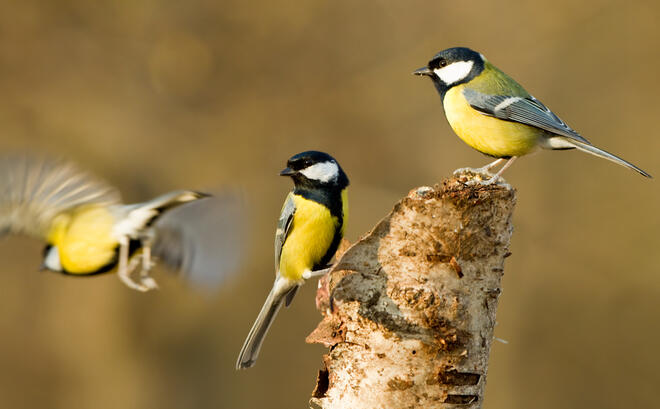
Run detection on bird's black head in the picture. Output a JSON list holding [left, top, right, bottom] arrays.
[[280, 151, 349, 190], [413, 47, 485, 98]]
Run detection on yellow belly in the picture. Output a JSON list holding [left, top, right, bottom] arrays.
[[443, 85, 542, 158], [279, 195, 340, 281], [49, 206, 120, 274]]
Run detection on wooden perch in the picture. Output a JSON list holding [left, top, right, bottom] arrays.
[[307, 172, 516, 409]]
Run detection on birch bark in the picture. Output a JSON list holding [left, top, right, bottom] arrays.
[[308, 173, 516, 409]]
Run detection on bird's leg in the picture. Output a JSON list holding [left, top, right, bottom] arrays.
[[453, 158, 505, 177], [477, 158, 506, 174], [138, 242, 158, 291], [302, 267, 331, 279], [456, 157, 517, 186], [116, 236, 157, 292], [126, 255, 141, 275], [117, 236, 143, 291], [484, 156, 517, 185]]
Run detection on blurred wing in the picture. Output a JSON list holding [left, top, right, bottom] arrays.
[[462, 88, 590, 144], [0, 155, 121, 239], [152, 191, 246, 291], [274, 192, 296, 273]]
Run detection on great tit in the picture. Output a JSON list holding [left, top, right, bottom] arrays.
[[414, 47, 651, 182], [236, 151, 349, 369], [0, 155, 243, 291]]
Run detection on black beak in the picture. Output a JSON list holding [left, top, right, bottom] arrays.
[[279, 167, 295, 176], [413, 66, 433, 76]]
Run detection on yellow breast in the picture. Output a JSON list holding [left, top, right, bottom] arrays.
[[49, 205, 120, 274], [443, 84, 542, 158], [279, 195, 341, 281]]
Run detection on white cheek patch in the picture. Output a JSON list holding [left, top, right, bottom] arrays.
[[300, 161, 339, 183], [44, 246, 62, 271], [433, 60, 474, 85]]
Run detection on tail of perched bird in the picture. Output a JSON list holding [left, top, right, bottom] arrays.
[[152, 191, 246, 290], [0, 155, 120, 239], [236, 277, 298, 369], [553, 138, 652, 178]]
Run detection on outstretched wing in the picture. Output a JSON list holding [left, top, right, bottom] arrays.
[[462, 88, 591, 144], [274, 192, 296, 273], [152, 191, 246, 291], [0, 155, 121, 239]]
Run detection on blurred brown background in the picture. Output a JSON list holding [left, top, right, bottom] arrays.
[[0, 1, 658, 408]]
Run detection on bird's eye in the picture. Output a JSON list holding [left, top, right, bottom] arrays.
[[439, 59, 447, 67]]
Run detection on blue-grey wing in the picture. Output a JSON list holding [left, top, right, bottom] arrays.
[[462, 88, 590, 144], [274, 192, 296, 273]]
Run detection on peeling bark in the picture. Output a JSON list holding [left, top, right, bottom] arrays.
[[307, 172, 516, 409]]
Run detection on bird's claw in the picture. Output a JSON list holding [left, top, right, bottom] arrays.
[[454, 167, 496, 184], [464, 177, 493, 186], [137, 276, 159, 292], [117, 253, 159, 292], [453, 166, 494, 178], [118, 271, 159, 292], [456, 170, 510, 188]]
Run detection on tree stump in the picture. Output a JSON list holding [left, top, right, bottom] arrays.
[[307, 172, 516, 409]]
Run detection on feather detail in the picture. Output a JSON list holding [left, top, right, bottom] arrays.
[[0, 155, 120, 239]]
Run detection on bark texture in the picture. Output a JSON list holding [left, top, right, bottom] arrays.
[[307, 172, 516, 409]]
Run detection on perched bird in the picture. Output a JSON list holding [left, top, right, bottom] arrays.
[[414, 47, 651, 182], [0, 155, 244, 291], [236, 151, 349, 369]]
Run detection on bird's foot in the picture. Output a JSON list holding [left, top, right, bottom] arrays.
[[121, 272, 159, 292], [463, 177, 493, 186], [455, 169, 511, 188], [454, 167, 496, 185], [119, 275, 158, 292], [453, 166, 493, 177], [137, 244, 158, 291], [137, 275, 159, 291], [454, 157, 514, 188], [117, 255, 159, 292], [118, 273, 158, 292], [476, 174, 501, 185]]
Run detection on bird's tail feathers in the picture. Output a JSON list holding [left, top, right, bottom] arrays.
[[561, 138, 651, 178], [125, 190, 209, 229], [139, 190, 209, 215], [236, 277, 298, 369]]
